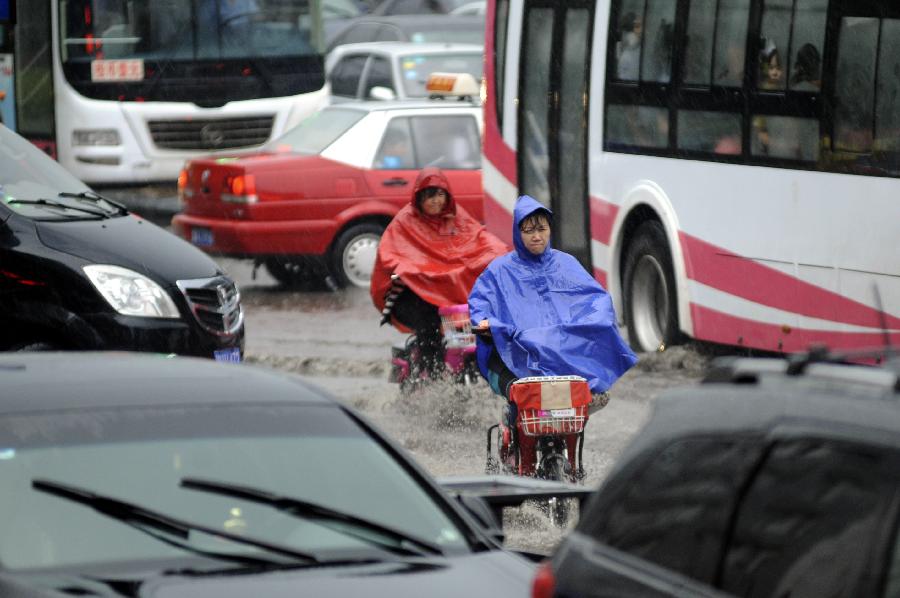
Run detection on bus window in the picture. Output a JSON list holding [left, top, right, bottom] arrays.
[[751, 115, 819, 161], [833, 17, 878, 154], [758, 0, 790, 91], [713, 0, 750, 87], [684, 0, 750, 87], [519, 5, 554, 206], [677, 110, 741, 154], [493, 0, 509, 128], [875, 20, 900, 156], [640, 0, 675, 84], [614, 1, 643, 81], [606, 105, 667, 148], [787, 0, 826, 92], [684, 0, 714, 85]]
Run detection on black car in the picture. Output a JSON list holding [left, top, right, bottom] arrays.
[[0, 124, 244, 360], [0, 352, 541, 597], [537, 351, 900, 598]]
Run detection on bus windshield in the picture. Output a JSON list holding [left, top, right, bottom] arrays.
[[60, 0, 326, 104]]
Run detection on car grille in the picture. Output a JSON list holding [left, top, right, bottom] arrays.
[[176, 276, 243, 337], [148, 116, 275, 150]]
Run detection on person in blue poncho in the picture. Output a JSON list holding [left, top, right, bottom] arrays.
[[468, 195, 638, 408]]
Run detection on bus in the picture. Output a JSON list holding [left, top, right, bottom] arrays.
[[483, 0, 900, 354], [2, 0, 332, 184]]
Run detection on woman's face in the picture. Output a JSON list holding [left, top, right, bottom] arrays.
[[420, 188, 447, 216], [520, 216, 551, 255]]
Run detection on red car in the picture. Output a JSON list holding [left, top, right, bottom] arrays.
[[172, 98, 484, 287]]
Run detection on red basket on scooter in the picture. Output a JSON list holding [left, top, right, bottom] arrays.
[[510, 376, 591, 436], [438, 304, 475, 348]]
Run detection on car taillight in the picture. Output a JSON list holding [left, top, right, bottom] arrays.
[[222, 174, 258, 204], [532, 561, 556, 598], [177, 168, 192, 205]]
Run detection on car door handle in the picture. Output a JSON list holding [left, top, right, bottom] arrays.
[[382, 178, 409, 187]]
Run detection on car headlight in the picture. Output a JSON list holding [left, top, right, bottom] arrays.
[[72, 129, 121, 146], [83, 265, 180, 318]]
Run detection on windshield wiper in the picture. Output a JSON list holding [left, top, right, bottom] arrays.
[[181, 478, 445, 557], [7, 198, 109, 218], [59, 191, 129, 215], [32, 479, 320, 567]]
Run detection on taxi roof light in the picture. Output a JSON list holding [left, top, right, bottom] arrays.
[[425, 72, 480, 100]]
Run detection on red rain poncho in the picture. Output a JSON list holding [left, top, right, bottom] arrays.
[[370, 167, 508, 330]]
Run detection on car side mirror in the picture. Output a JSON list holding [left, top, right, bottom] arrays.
[[368, 86, 396, 101]]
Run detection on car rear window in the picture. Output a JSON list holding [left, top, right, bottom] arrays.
[[399, 52, 483, 96], [269, 108, 366, 154]]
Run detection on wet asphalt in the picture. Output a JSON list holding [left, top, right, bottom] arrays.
[[108, 187, 708, 554]]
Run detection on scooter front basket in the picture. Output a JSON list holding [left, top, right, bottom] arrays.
[[510, 375, 591, 436]]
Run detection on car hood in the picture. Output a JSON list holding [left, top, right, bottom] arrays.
[[3, 552, 534, 598], [36, 214, 222, 283]]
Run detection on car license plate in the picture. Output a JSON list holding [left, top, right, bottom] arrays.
[[214, 347, 241, 363], [191, 227, 214, 247], [550, 408, 576, 418]]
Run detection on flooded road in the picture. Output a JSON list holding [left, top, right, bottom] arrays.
[[88, 190, 713, 553], [215, 257, 710, 554]]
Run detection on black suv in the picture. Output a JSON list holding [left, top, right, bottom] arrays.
[[537, 351, 900, 598], [0, 125, 244, 359]]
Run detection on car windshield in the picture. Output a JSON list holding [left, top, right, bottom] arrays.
[[399, 52, 482, 96], [268, 108, 366, 154], [0, 126, 112, 220], [408, 29, 485, 44], [0, 404, 468, 571]]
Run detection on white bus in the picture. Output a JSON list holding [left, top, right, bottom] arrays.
[[5, 0, 332, 184], [483, 0, 900, 354]]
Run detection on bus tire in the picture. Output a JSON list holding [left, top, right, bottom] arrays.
[[623, 220, 681, 353], [330, 223, 383, 289]]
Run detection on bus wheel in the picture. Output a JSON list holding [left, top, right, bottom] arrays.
[[330, 223, 383, 288], [623, 221, 680, 353]]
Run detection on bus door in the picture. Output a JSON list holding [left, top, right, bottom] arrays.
[[517, 0, 594, 270]]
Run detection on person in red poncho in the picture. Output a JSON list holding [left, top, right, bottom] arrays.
[[371, 167, 507, 377]]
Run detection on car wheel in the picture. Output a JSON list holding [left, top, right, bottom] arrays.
[[330, 223, 383, 289], [265, 257, 316, 287], [623, 220, 681, 353]]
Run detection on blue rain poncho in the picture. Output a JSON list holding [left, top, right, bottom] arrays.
[[468, 195, 638, 392]]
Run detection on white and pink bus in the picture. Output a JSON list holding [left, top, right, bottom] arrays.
[[482, 0, 900, 354]]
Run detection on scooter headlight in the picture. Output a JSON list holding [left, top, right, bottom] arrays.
[[83, 265, 180, 318]]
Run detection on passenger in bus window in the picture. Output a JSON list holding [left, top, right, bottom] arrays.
[[713, 134, 741, 155], [616, 12, 643, 80], [791, 43, 821, 91], [759, 46, 784, 90]]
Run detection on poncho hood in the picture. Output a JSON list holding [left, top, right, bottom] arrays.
[[370, 169, 508, 328], [468, 196, 638, 392], [512, 194, 553, 262]]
